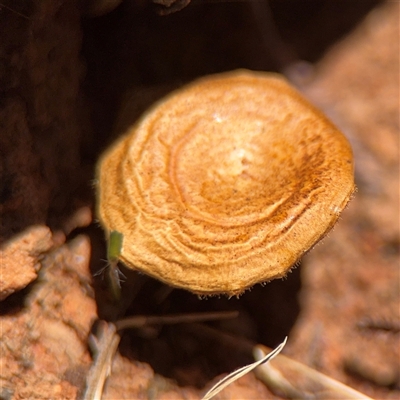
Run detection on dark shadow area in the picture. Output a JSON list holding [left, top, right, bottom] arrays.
[[81, 0, 383, 156], [92, 257, 301, 388], [268, 0, 384, 62], [81, 221, 301, 387], [0, 283, 34, 316]]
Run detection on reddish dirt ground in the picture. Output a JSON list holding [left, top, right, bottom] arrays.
[[0, 1, 398, 399]]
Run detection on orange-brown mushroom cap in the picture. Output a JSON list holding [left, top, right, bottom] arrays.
[[96, 70, 355, 296]]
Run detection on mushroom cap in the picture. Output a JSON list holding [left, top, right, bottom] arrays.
[[96, 70, 355, 296]]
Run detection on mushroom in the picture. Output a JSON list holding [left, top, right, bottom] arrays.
[[96, 70, 355, 296]]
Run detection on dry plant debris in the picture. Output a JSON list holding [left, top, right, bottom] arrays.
[[254, 344, 374, 399], [84, 322, 120, 400], [84, 312, 237, 399], [202, 337, 287, 400]]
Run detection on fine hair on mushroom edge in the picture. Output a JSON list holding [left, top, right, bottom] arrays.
[[96, 69, 355, 297]]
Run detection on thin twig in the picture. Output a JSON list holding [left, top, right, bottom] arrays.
[[115, 310, 239, 331], [0, 2, 30, 19], [254, 344, 375, 399], [84, 322, 120, 400], [202, 338, 287, 400]]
